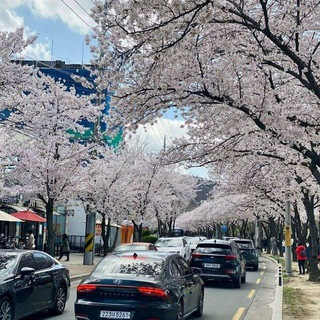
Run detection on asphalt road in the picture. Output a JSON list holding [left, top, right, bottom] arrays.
[[23, 258, 275, 320]]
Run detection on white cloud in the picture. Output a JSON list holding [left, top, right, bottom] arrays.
[[126, 118, 188, 153], [22, 41, 52, 61], [0, 0, 94, 61], [28, 0, 94, 35], [0, 0, 25, 31], [0, 0, 94, 35], [125, 118, 209, 178]]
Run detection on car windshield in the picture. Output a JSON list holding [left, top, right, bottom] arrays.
[[93, 255, 164, 279], [195, 244, 232, 254], [0, 252, 18, 277], [115, 245, 147, 251], [156, 239, 182, 247]]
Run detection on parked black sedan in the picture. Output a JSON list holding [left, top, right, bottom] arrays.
[[75, 251, 204, 320], [0, 249, 70, 320]]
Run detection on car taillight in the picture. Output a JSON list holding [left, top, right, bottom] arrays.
[[192, 253, 201, 258], [224, 255, 236, 260], [138, 287, 167, 298], [77, 284, 97, 292]]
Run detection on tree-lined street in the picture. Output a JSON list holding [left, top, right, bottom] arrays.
[[28, 256, 276, 320]]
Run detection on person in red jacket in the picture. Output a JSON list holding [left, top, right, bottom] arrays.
[[295, 242, 307, 274]]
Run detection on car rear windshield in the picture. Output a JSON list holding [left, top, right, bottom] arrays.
[[195, 243, 232, 254], [116, 245, 147, 251], [156, 238, 182, 247], [0, 253, 18, 277], [93, 256, 164, 278], [235, 241, 254, 249]]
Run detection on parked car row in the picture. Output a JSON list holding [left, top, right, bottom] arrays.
[[0, 236, 258, 320]]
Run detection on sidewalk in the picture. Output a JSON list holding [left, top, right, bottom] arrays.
[[57, 252, 104, 280], [244, 254, 282, 320]]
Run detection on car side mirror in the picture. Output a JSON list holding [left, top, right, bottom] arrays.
[[20, 267, 35, 278], [192, 267, 202, 275], [185, 273, 193, 281]]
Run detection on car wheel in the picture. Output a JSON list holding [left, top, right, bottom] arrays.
[[193, 288, 204, 317], [50, 284, 67, 315], [176, 300, 184, 320], [253, 264, 259, 271], [241, 272, 246, 283], [233, 275, 241, 288], [0, 297, 13, 320]]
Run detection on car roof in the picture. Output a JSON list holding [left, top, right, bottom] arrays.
[[233, 239, 253, 243], [156, 237, 185, 240], [0, 248, 43, 255], [199, 239, 231, 245], [109, 250, 177, 260], [117, 242, 152, 246]]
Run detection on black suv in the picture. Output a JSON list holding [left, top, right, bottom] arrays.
[[190, 239, 246, 288], [233, 239, 259, 271]]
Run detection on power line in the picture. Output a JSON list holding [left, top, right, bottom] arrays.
[[73, 0, 91, 16], [60, 0, 94, 31]]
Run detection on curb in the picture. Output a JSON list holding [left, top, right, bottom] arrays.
[[263, 255, 283, 320], [70, 274, 90, 282]]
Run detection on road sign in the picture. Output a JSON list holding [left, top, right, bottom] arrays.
[[221, 225, 227, 234]]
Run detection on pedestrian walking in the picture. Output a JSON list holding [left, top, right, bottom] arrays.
[[295, 242, 307, 274], [58, 234, 70, 261]]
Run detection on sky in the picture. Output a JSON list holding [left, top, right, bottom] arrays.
[[0, 0, 208, 178]]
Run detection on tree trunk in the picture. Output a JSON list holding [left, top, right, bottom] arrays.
[[303, 193, 320, 282], [45, 197, 55, 256], [111, 227, 119, 251]]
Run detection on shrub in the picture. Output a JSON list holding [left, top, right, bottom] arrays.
[[142, 235, 158, 244]]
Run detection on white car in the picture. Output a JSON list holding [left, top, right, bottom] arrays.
[[155, 237, 191, 260], [185, 236, 205, 253]]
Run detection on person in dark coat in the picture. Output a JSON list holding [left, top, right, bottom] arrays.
[[58, 234, 70, 261]]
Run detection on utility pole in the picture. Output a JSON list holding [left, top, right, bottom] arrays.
[[83, 86, 101, 265], [84, 206, 95, 265], [284, 178, 293, 276]]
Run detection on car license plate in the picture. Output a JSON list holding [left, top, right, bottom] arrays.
[[100, 310, 131, 319], [204, 263, 220, 268]]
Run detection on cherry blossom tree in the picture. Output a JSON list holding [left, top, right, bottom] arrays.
[[88, 2, 320, 279], [88, 1, 320, 189], [2, 71, 100, 256], [82, 144, 199, 251], [0, 28, 37, 110]]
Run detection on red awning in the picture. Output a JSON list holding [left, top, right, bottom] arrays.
[[11, 211, 46, 223]]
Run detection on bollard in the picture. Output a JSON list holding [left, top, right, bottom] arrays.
[[278, 264, 282, 286]]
